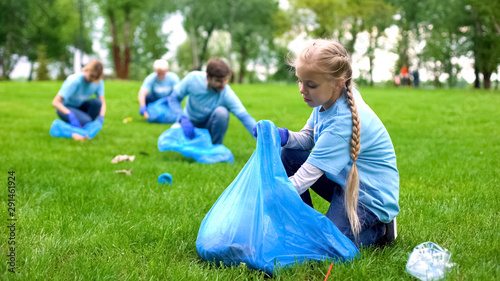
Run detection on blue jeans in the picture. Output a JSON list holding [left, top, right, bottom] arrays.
[[145, 93, 160, 106], [57, 99, 102, 126], [191, 106, 229, 145], [281, 148, 386, 248]]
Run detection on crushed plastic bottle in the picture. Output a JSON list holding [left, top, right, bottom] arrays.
[[406, 242, 455, 281]]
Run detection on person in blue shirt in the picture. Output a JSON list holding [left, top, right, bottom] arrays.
[[52, 60, 106, 129], [255, 40, 399, 248], [169, 57, 256, 144], [138, 59, 180, 119]]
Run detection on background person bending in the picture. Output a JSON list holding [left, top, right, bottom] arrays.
[[138, 59, 180, 119], [169, 57, 256, 144], [52, 60, 106, 129]]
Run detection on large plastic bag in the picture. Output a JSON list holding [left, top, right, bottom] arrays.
[[196, 120, 359, 275], [50, 119, 102, 139], [158, 124, 234, 164], [147, 97, 176, 123]]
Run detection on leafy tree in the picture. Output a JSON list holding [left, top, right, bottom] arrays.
[[0, 0, 29, 80], [94, 0, 174, 79], [36, 45, 50, 81]]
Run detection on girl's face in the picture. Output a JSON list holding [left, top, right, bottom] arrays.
[[296, 66, 340, 110], [84, 70, 100, 83]]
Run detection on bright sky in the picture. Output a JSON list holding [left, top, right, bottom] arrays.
[[9, 3, 489, 84]]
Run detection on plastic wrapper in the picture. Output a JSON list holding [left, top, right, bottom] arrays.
[[406, 242, 455, 280], [147, 97, 176, 123], [158, 124, 234, 164], [50, 119, 102, 139], [196, 120, 359, 275]]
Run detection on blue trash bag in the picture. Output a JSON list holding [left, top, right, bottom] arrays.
[[50, 119, 102, 139], [196, 120, 359, 275], [147, 97, 176, 123], [158, 124, 234, 164]]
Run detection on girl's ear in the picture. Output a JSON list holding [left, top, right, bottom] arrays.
[[336, 78, 346, 89]]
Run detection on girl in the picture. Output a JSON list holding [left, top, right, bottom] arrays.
[[52, 60, 106, 131], [277, 40, 399, 248]]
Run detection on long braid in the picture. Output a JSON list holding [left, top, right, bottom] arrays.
[[344, 80, 361, 238]]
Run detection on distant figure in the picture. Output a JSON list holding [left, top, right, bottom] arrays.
[[169, 57, 256, 144], [52, 60, 106, 128], [394, 75, 401, 87], [138, 59, 180, 119], [412, 69, 420, 88], [400, 64, 409, 86]]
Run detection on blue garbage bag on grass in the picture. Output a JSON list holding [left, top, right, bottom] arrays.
[[147, 97, 176, 123], [158, 124, 234, 164], [196, 120, 359, 275], [50, 119, 102, 139]]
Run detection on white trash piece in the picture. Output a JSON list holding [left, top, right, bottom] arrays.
[[406, 242, 455, 281]]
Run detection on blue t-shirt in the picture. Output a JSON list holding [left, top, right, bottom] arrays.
[[59, 73, 104, 108], [306, 89, 399, 223], [170, 71, 256, 135], [141, 72, 180, 98]]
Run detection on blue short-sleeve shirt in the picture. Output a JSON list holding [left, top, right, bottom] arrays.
[[59, 73, 104, 108], [306, 89, 399, 223], [141, 72, 180, 98]]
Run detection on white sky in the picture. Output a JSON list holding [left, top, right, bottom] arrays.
[[9, 3, 492, 84]]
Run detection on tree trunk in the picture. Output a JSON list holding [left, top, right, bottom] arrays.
[[474, 67, 480, 89], [199, 27, 214, 67], [238, 43, 247, 84], [123, 5, 131, 79], [108, 9, 123, 78], [483, 71, 491, 89], [28, 60, 34, 81]]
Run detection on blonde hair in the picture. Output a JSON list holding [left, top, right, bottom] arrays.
[[153, 59, 169, 71], [289, 39, 362, 238], [81, 60, 103, 82]]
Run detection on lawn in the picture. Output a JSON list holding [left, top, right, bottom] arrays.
[[0, 81, 499, 280]]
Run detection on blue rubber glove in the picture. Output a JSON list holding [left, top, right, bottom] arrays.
[[67, 112, 82, 128], [180, 116, 195, 139], [139, 105, 147, 115], [252, 125, 289, 146], [97, 115, 104, 124]]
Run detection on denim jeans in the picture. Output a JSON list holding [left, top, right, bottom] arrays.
[[191, 106, 229, 145], [57, 99, 102, 126], [281, 148, 386, 248]]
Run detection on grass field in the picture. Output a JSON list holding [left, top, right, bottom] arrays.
[[1, 81, 499, 280]]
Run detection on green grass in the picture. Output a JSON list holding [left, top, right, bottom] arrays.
[[1, 81, 499, 280]]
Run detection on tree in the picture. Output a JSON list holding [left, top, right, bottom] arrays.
[[94, 0, 175, 79], [0, 0, 29, 80]]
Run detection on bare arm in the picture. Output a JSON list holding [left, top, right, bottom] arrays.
[[99, 95, 106, 116], [138, 88, 149, 106], [52, 94, 71, 115], [138, 88, 149, 118]]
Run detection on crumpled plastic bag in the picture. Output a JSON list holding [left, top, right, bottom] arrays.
[[158, 124, 234, 164], [406, 242, 455, 281], [50, 119, 102, 139], [147, 97, 176, 123], [196, 120, 359, 275]]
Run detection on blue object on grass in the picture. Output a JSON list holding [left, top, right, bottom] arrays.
[[158, 125, 234, 164], [196, 120, 359, 275], [50, 119, 102, 139], [146, 97, 176, 123], [157, 173, 173, 185]]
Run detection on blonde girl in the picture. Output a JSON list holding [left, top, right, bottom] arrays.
[[52, 60, 106, 128], [265, 39, 399, 247]]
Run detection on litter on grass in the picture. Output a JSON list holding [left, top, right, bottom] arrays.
[[406, 242, 455, 281], [115, 169, 132, 175], [196, 120, 358, 275], [157, 173, 173, 184], [111, 155, 136, 163]]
